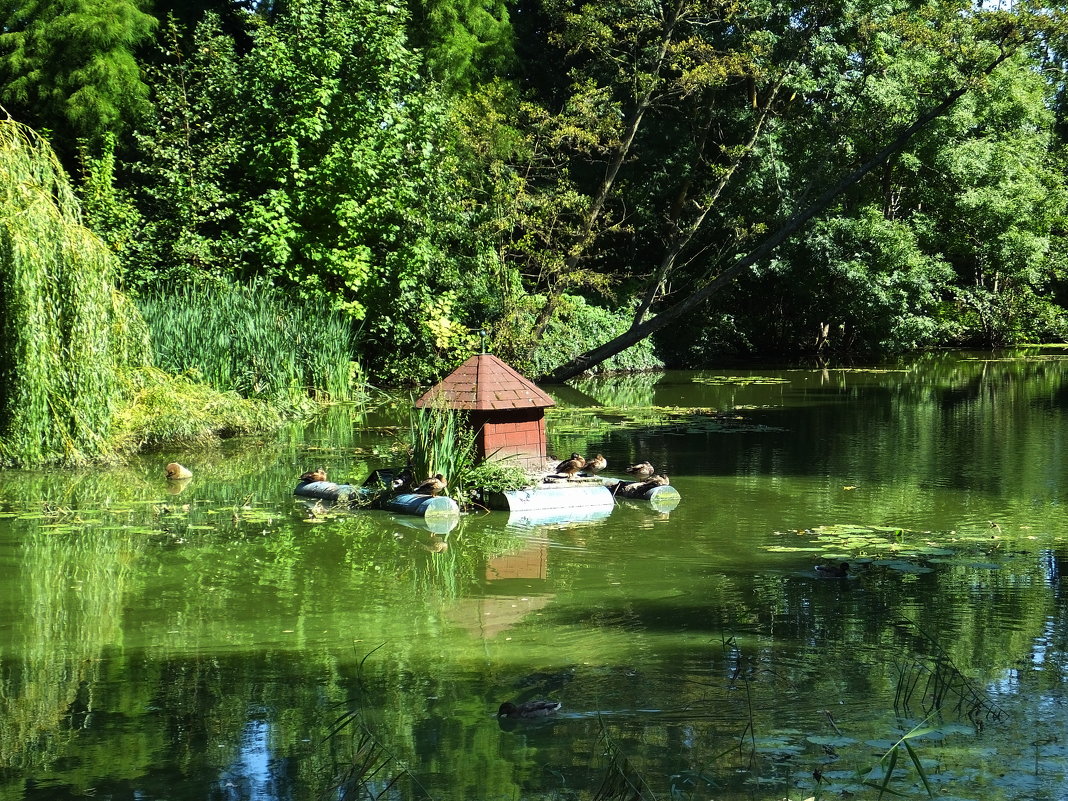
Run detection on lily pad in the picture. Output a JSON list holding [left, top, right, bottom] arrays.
[[692, 375, 790, 385]]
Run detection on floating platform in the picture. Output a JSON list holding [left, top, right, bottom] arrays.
[[603, 478, 681, 503], [488, 481, 616, 514], [383, 492, 461, 518], [295, 471, 678, 519], [293, 480, 360, 503], [294, 481, 460, 518]]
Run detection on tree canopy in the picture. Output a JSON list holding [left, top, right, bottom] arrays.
[[3, 0, 1068, 388]]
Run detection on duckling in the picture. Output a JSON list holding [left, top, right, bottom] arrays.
[[625, 461, 654, 479], [554, 453, 586, 479], [582, 454, 607, 475], [414, 473, 447, 496], [814, 562, 849, 578], [299, 467, 327, 483], [497, 699, 562, 719], [165, 462, 192, 480]]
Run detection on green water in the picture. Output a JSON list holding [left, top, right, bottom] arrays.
[[1, 350, 1067, 801]]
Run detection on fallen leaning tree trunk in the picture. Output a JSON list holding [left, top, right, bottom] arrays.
[[537, 43, 1019, 384]]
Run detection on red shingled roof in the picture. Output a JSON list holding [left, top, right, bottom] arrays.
[[414, 354, 556, 411]]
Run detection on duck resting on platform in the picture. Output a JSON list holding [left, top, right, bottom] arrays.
[[617, 474, 670, 497], [299, 467, 327, 483], [413, 473, 447, 496], [497, 700, 562, 719], [625, 461, 655, 479], [391, 463, 415, 492], [582, 454, 607, 475], [554, 453, 586, 479]]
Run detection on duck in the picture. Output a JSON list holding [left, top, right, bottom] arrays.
[[625, 461, 655, 479], [391, 463, 415, 492], [299, 467, 327, 483], [619, 474, 669, 497], [814, 562, 850, 578], [165, 462, 192, 480], [582, 454, 607, 475], [554, 453, 586, 479], [420, 534, 449, 553], [497, 699, 562, 719], [413, 473, 447, 496]]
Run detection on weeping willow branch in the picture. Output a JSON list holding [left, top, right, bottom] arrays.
[[0, 118, 149, 466]]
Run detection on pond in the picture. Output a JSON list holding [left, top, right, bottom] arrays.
[[1, 349, 1067, 801]]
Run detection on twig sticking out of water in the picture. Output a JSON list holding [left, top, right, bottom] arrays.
[[326, 708, 435, 801], [892, 617, 1006, 724], [592, 721, 659, 801]]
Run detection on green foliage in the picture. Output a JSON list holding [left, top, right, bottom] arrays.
[[135, 281, 358, 403], [460, 459, 530, 495], [408, 0, 515, 94], [124, 14, 244, 284], [0, 119, 151, 467], [405, 402, 476, 497], [402, 402, 533, 509], [77, 133, 143, 259], [110, 366, 285, 451], [776, 206, 956, 353], [0, 0, 157, 149], [495, 293, 663, 377], [128, 2, 486, 385]]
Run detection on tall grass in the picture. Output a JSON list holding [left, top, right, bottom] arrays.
[[136, 281, 357, 403], [406, 402, 476, 494], [0, 119, 151, 466]]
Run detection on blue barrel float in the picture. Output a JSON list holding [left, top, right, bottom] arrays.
[[294, 479, 461, 518], [487, 478, 616, 514]]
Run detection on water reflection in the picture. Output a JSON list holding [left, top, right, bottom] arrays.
[[1, 352, 1068, 799]]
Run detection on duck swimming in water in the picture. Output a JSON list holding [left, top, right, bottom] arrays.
[[497, 700, 562, 719], [815, 562, 849, 578], [165, 462, 192, 480]]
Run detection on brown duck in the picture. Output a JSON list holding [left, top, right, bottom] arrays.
[[583, 454, 607, 475], [625, 461, 654, 479], [555, 453, 586, 479], [165, 462, 192, 480], [414, 473, 447, 496], [299, 467, 327, 483]]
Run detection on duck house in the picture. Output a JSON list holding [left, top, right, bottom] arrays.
[[414, 353, 554, 469]]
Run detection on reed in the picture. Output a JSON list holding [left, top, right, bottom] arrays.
[[135, 280, 358, 403], [0, 119, 151, 466], [406, 402, 477, 496]]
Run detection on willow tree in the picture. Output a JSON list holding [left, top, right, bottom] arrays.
[[0, 118, 149, 466]]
